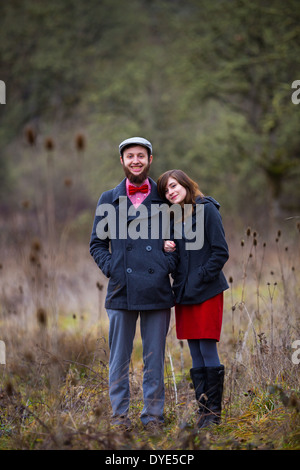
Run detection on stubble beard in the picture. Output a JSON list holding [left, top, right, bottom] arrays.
[[122, 161, 151, 185]]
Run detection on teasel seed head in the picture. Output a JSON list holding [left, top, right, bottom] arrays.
[[31, 238, 41, 252], [75, 133, 86, 151], [44, 137, 54, 151], [5, 381, 14, 396], [25, 126, 36, 146], [36, 307, 47, 327], [64, 177, 73, 188], [22, 199, 31, 209], [29, 252, 39, 265]]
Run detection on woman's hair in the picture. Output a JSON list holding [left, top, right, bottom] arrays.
[[157, 169, 204, 205]]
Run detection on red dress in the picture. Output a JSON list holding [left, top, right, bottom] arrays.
[[175, 292, 224, 341]]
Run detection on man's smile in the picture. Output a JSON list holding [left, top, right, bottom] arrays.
[[130, 165, 143, 172]]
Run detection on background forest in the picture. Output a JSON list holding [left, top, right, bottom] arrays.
[[1, 0, 300, 231], [0, 0, 299, 451]]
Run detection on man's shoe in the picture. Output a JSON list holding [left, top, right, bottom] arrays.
[[111, 415, 132, 431]]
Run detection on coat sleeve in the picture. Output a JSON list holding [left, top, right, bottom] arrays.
[[198, 203, 229, 282], [163, 217, 178, 274], [164, 251, 178, 274], [89, 192, 112, 278]]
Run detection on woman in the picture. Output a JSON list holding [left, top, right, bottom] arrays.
[[157, 169, 229, 428]]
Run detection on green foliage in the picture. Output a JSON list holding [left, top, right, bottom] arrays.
[[1, 0, 300, 226]]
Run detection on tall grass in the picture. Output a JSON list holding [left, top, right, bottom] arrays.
[[0, 132, 299, 449]]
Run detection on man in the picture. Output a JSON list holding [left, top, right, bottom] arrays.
[[90, 137, 177, 429]]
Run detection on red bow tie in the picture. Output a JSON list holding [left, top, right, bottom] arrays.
[[128, 183, 149, 195]]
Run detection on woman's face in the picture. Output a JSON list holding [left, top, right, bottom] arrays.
[[164, 176, 187, 205]]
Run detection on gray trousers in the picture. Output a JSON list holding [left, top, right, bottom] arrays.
[[106, 308, 171, 424]]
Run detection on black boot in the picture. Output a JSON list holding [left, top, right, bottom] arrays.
[[199, 365, 225, 428], [190, 367, 207, 427]]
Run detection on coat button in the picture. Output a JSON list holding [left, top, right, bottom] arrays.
[[148, 268, 154, 274], [146, 245, 152, 251], [126, 246, 132, 251], [126, 268, 132, 273]]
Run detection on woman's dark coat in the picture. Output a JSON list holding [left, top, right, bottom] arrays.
[[172, 196, 229, 305]]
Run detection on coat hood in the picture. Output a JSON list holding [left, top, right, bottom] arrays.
[[196, 195, 221, 210]]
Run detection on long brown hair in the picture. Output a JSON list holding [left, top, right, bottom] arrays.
[[157, 169, 204, 205]]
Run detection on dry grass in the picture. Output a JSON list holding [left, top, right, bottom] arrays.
[[0, 221, 299, 450], [0, 134, 299, 449]]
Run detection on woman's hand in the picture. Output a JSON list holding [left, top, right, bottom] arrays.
[[164, 240, 176, 252]]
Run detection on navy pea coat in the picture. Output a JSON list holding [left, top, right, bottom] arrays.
[[90, 178, 177, 311], [172, 196, 229, 305]]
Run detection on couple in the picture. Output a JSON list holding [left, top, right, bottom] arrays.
[[90, 137, 229, 431]]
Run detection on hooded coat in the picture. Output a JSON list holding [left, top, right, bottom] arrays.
[[90, 178, 177, 311], [172, 196, 229, 305]]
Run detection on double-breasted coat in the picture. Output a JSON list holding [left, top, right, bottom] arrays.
[[90, 178, 177, 311]]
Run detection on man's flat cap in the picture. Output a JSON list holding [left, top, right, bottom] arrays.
[[119, 137, 152, 156]]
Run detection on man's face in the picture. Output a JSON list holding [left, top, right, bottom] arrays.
[[121, 145, 153, 184]]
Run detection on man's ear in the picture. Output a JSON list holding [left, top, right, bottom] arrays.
[[120, 156, 123, 165], [149, 155, 153, 164]]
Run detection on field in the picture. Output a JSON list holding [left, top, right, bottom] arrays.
[[1, 0, 300, 454], [0, 221, 299, 451]]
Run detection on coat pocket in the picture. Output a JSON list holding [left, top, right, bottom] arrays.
[[109, 251, 124, 283]]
